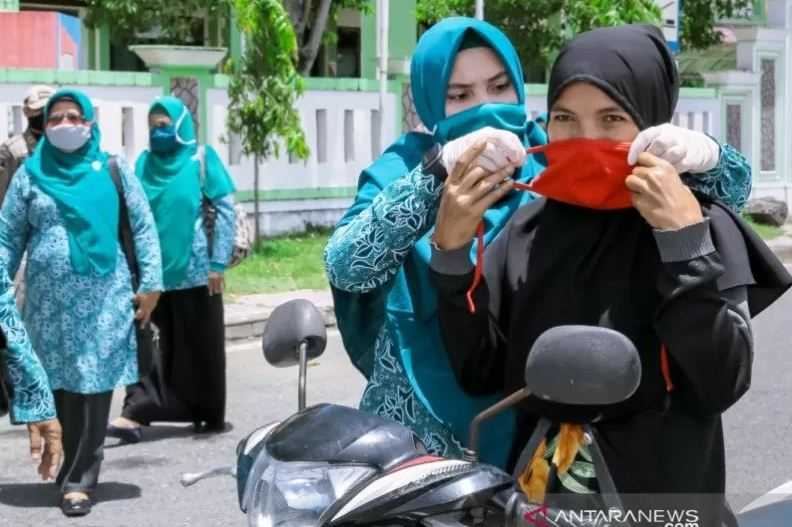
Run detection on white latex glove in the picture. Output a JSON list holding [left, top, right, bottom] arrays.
[[441, 126, 526, 176], [628, 124, 720, 174]]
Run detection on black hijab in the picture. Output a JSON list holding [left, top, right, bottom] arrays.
[[548, 24, 678, 129], [503, 24, 791, 422]]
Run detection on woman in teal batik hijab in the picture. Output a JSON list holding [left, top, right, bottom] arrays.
[[325, 18, 546, 468], [24, 89, 119, 276], [0, 88, 163, 516], [324, 17, 754, 469], [109, 96, 238, 441]]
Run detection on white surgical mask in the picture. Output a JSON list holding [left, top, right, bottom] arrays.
[[45, 124, 92, 153]]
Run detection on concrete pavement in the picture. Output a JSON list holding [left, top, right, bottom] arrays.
[[224, 224, 792, 343], [3, 286, 792, 525], [765, 223, 792, 262], [224, 289, 335, 341], [0, 331, 366, 527]]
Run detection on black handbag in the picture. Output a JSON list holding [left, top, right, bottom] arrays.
[[108, 157, 157, 380]]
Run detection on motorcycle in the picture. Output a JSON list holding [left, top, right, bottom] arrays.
[[182, 299, 792, 526]]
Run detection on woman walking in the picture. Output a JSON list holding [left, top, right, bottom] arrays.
[[108, 96, 236, 440], [0, 89, 162, 516]]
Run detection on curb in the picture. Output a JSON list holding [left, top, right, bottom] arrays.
[[224, 236, 792, 343], [225, 304, 337, 342]]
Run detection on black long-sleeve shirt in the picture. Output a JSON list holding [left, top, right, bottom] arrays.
[[430, 199, 755, 503]]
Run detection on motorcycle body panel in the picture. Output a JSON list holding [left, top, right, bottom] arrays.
[[267, 403, 426, 469]]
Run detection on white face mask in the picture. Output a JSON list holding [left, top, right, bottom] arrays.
[[171, 107, 197, 146], [45, 124, 92, 153]]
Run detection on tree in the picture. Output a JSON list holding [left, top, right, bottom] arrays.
[[416, 0, 753, 79], [86, 1, 312, 242], [84, 0, 226, 44], [226, 0, 311, 241], [680, 0, 753, 50], [282, 0, 372, 76]]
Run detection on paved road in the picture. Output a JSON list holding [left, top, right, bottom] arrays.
[[723, 285, 792, 509], [0, 330, 367, 527], [1, 288, 791, 525]]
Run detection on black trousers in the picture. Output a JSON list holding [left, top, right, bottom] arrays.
[[122, 286, 226, 427], [54, 390, 113, 494]]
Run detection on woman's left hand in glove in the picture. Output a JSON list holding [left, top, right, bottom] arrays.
[[628, 123, 720, 174]]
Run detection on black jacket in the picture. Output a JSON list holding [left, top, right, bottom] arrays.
[[431, 199, 790, 504]]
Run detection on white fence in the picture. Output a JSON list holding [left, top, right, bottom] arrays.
[[0, 78, 767, 235], [1, 83, 399, 195], [206, 87, 399, 195], [524, 90, 721, 137], [1, 82, 401, 235], [0, 83, 162, 162], [1, 83, 720, 191]]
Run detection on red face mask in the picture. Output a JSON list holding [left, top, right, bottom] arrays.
[[465, 138, 635, 315], [515, 138, 635, 209], [464, 137, 676, 395]]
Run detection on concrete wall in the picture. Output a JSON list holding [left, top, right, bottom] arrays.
[[0, 73, 765, 237]]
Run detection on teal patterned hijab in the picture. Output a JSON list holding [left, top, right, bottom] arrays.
[[24, 89, 119, 276], [332, 17, 547, 468], [136, 96, 234, 288]]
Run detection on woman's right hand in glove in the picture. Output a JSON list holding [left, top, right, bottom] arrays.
[[434, 140, 516, 251], [440, 126, 526, 175]]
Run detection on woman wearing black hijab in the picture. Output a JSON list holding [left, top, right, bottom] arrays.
[[430, 24, 792, 521]]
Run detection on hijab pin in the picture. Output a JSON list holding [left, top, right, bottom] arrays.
[[92, 160, 102, 171]]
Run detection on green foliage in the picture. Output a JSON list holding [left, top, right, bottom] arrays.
[[680, 0, 754, 50], [416, 0, 660, 77], [85, 0, 311, 160], [416, 0, 753, 77], [225, 228, 331, 294], [743, 216, 784, 240], [84, 0, 225, 44], [561, 0, 660, 36], [226, 0, 309, 160], [283, 0, 373, 74], [323, 0, 372, 47]]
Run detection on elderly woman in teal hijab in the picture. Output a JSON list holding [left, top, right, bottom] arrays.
[[0, 88, 162, 516], [108, 96, 236, 441], [324, 17, 754, 469]]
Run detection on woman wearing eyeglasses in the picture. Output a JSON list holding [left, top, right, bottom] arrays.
[[0, 89, 163, 517]]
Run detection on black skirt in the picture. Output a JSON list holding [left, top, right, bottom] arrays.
[[122, 286, 226, 427]]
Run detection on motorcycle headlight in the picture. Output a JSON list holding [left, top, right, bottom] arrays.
[[246, 455, 376, 527], [237, 422, 280, 511]]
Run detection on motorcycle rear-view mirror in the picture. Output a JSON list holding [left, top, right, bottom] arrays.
[[261, 299, 328, 411], [262, 299, 327, 367], [524, 325, 641, 405]]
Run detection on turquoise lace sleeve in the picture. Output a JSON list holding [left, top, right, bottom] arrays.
[[209, 195, 235, 272], [325, 165, 443, 293], [118, 157, 163, 293], [684, 143, 752, 213], [0, 167, 31, 278], [0, 266, 56, 424]]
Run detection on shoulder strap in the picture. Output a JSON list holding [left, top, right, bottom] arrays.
[[108, 157, 140, 291], [197, 145, 206, 189]]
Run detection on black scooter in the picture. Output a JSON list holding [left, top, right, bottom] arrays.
[[182, 299, 792, 526]]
